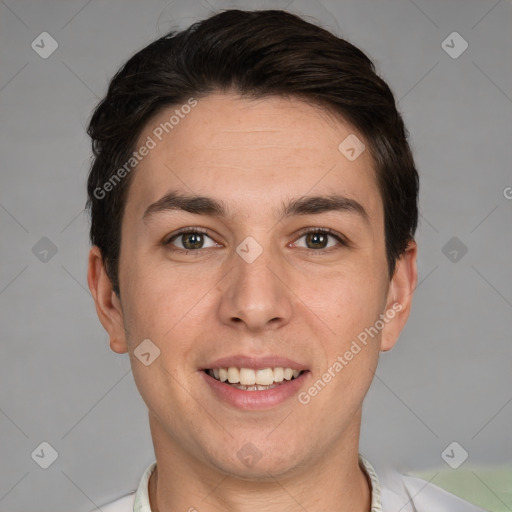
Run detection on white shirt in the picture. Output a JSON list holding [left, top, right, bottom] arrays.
[[99, 454, 486, 512]]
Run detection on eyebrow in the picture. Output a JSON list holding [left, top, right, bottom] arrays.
[[142, 190, 369, 224]]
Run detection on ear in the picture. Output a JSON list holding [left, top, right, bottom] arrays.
[[380, 240, 418, 352], [87, 246, 128, 354]]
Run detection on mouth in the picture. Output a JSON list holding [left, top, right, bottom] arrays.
[[204, 367, 305, 391], [200, 355, 310, 409]]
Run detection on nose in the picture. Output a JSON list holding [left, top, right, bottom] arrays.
[[217, 241, 293, 332]]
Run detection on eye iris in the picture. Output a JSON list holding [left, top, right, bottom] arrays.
[[306, 232, 328, 249], [182, 233, 204, 249]]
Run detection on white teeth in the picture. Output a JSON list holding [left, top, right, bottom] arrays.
[[230, 383, 280, 391], [283, 368, 294, 380], [273, 367, 284, 382], [239, 368, 256, 386], [208, 366, 303, 386], [227, 367, 240, 383], [255, 368, 274, 386]]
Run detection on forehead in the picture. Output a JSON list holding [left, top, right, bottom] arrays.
[[125, 92, 382, 222]]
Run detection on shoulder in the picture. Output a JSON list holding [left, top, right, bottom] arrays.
[[95, 492, 135, 512], [95, 461, 156, 512], [379, 468, 487, 511]]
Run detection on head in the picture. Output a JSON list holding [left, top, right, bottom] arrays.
[[87, 9, 418, 479]]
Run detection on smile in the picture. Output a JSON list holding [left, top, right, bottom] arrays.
[[205, 367, 303, 391]]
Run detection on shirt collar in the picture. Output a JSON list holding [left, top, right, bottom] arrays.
[[359, 453, 383, 512], [134, 453, 382, 512], [133, 461, 155, 512]]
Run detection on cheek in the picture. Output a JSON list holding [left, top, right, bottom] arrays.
[[301, 265, 387, 337], [297, 266, 386, 395], [119, 253, 215, 344]]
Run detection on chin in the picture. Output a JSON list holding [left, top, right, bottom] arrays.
[[204, 439, 306, 481]]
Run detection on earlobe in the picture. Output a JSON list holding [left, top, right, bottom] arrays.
[[87, 246, 129, 354], [380, 240, 418, 352]]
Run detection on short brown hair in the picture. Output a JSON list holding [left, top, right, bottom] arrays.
[[86, 9, 419, 295]]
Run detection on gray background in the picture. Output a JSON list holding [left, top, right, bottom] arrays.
[[1, 0, 511, 510]]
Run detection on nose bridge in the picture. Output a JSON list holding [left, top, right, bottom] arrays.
[[218, 235, 292, 330]]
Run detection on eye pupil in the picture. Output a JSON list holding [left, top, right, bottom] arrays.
[[306, 232, 328, 249], [183, 233, 203, 249]]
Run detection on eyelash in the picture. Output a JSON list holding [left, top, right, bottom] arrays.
[[164, 227, 348, 255], [297, 227, 349, 254]]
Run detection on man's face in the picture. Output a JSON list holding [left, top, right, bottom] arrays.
[[93, 92, 415, 478]]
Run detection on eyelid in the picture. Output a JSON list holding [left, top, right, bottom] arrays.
[[292, 227, 349, 248], [164, 227, 218, 248], [165, 226, 209, 239]]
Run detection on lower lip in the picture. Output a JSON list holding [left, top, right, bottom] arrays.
[[201, 371, 309, 410]]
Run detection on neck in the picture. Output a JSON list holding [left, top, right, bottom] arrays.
[[148, 412, 371, 512]]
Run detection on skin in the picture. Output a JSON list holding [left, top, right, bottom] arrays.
[[88, 92, 417, 512]]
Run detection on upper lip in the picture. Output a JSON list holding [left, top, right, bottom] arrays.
[[202, 355, 308, 371]]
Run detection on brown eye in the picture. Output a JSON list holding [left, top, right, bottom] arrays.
[[294, 229, 344, 251], [181, 232, 204, 249], [305, 232, 329, 249], [166, 230, 217, 251]]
